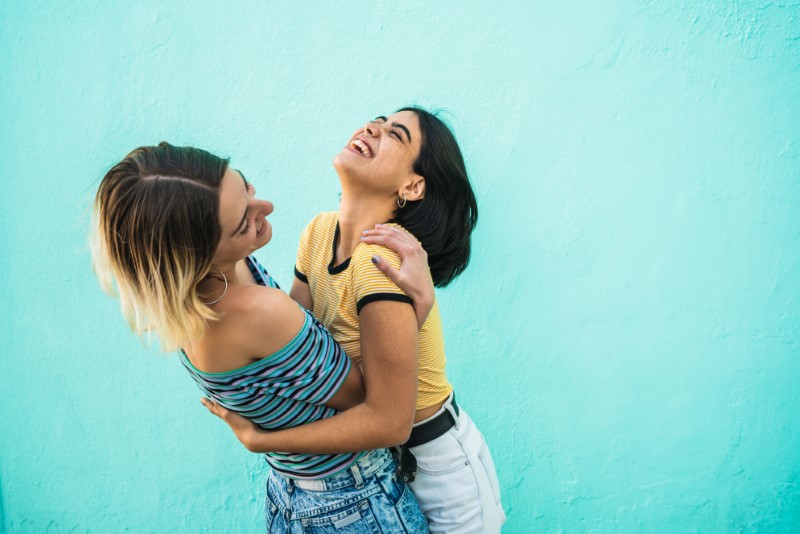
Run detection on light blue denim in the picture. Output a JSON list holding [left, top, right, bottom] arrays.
[[264, 448, 428, 533]]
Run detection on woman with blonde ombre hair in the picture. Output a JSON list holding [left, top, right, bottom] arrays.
[[91, 141, 431, 532]]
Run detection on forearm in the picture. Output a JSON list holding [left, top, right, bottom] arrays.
[[241, 400, 413, 454], [242, 301, 419, 455]]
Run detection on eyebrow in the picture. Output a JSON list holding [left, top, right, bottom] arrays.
[[373, 116, 411, 143], [392, 122, 411, 143], [231, 170, 249, 237]]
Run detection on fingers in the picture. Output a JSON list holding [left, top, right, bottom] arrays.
[[371, 255, 404, 286], [361, 225, 426, 260], [362, 224, 416, 243], [201, 398, 225, 419]]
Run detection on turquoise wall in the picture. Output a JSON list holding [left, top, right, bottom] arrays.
[[2, 1, 798, 532]]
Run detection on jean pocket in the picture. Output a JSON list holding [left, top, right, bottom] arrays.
[[414, 433, 470, 475], [300, 500, 379, 533], [392, 482, 429, 533], [478, 439, 502, 506]]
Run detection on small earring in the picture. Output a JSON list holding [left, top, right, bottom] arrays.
[[397, 194, 407, 208]]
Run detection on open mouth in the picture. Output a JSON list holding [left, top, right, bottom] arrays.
[[348, 137, 374, 158], [256, 218, 267, 237]]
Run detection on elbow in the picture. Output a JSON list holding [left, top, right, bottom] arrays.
[[392, 426, 413, 447], [242, 438, 258, 453], [240, 430, 262, 453], [384, 415, 414, 447]]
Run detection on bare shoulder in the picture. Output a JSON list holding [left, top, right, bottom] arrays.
[[219, 285, 307, 358]]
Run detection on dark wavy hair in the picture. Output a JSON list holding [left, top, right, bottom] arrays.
[[390, 107, 478, 287]]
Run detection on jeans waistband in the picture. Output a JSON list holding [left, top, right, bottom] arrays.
[[276, 448, 393, 492]]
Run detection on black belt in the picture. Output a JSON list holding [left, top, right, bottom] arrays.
[[406, 393, 460, 448], [393, 394, 460, 482]]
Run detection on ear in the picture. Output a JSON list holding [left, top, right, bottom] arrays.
[[400, 174, 425, 202]]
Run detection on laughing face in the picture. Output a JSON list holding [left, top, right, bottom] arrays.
[[211, 168, 274, 266], [334, 110, 424, 200]]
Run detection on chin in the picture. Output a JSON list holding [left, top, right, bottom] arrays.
[[332, 152, 349, 174], [261, 227, 273, 246]]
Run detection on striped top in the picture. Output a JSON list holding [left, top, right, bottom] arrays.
[[294, 212, 452, 410], [179, 255, 362, 480]]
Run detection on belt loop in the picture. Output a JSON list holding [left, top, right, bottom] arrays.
[[351, 463, 364, 488], [445, 392, 460, 431]]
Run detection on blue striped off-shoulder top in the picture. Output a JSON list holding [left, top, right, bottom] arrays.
[[179, 255, 361, 479]]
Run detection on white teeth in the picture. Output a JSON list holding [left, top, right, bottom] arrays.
[[350, 139, 371, 157]]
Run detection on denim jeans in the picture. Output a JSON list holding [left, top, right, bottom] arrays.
[[264, 448, 428, 533]]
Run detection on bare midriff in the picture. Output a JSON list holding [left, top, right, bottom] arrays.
[[414, 398, 447, 423]]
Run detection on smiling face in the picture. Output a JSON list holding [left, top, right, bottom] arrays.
[[333, 110, 425, 202], [211, 167, 274, 267]]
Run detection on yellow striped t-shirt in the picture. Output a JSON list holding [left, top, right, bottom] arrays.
[[294, 212, 452, 410]]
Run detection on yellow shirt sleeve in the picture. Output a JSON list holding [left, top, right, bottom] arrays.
[[350, 243, 413, 314], [294, 217, 315, 283]]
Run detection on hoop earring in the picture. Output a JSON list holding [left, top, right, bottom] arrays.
[[397, 194, 407, 208], [203, 270, 228, 305]]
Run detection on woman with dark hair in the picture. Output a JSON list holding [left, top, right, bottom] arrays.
[[91, 142, 431, 532], [205, 107, 506, 532]]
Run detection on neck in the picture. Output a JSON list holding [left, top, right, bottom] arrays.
[[197, 259, 241, 304], [336, 189, 395, 262]]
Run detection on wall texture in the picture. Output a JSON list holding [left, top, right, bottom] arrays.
[[1, 1, 798, 532]]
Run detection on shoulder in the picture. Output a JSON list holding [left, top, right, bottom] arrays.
[[231, 284, 296, 319], [219, 285, 299, 333], [304, 212, 338, 235], [352, 240, 401, 269], [350, 242, 408, 307], [223, 285, 307, 356]]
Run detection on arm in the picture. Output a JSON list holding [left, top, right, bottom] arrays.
[[291, 216, 315, 311], [290, 276, 314, 311], [361, 224, 434, 328], [203, 300, 419, 453]]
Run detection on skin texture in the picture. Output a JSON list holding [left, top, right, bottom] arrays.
[[203, 111, 444, 452]]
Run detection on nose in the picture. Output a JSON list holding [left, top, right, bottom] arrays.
[[250, 197, 273, 216], [363, 122, 379, 138], [264, 200, 274, 215]]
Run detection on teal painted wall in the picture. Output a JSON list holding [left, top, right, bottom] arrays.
[[1, 1, 798, 532]]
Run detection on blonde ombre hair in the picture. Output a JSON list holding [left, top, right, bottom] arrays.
[[90, 142, 230, 350]]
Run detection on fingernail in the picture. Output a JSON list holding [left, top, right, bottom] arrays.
[[371, 256, 379, 265], [362, 229, 369, 234]]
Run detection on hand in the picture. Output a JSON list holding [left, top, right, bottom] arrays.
[[201, 398, 263, 452], [361, 224, 434, 328]]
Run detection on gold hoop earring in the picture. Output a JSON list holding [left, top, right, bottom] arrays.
[[397, 194, 407, 208]]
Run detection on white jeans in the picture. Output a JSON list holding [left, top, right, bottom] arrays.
[[408, 394, 506, 533]]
